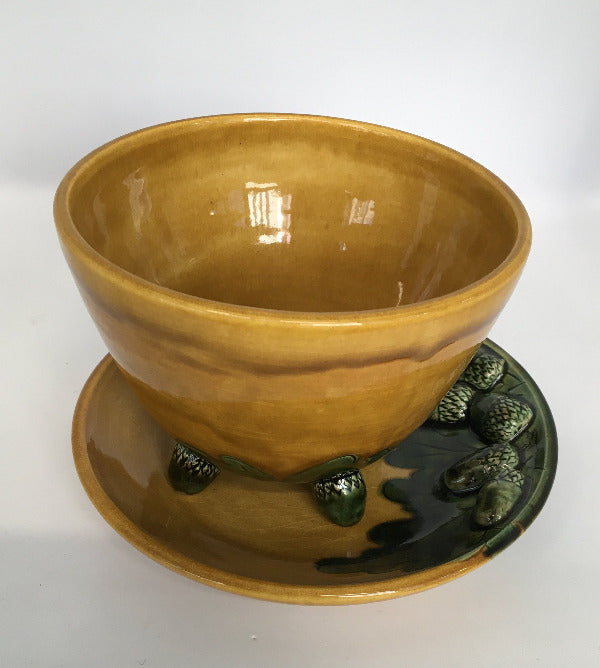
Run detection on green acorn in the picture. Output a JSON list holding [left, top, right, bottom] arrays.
[[473, 468, 525, 528], [444, 443, 520, 493], [459, 349, 506, 390], [168, 441, 220, 494], [429, 382, 476, 425], [314, 469, 366, 527], [470, 393, 534, 443]]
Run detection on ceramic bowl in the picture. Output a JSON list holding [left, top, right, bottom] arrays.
[[54, 114, 531, 482]]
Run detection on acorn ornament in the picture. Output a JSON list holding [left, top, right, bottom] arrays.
[[429, 382, 476, 425], [444, 443, 520, 493], [470, 393, 533, 444], [314, 469, 367, 527], [473, 468, 525, 528], [459, 347, 506, 390], [168, 441, 220, 494]]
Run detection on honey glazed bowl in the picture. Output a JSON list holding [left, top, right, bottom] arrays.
[[54, 114, 531, 496]]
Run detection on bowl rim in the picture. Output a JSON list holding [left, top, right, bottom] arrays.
[[54, 113, 532, 326]]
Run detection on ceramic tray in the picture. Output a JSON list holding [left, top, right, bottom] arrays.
[[72, 340, 557, 604]]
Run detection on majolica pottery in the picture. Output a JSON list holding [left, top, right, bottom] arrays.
[[72, 340, 557, 604], [55, 114, 531, 524]]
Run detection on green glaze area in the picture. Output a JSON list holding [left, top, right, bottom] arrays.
[[317, 340, 557, 576], [458, 350, 505, 390], [363, 445, 396, 466], [172, 446, 389, 486], [429, 382, 476, 424], [314, 470, 366, 527], [473, 469, 526, 528], [470, 393, 534, 444], [285, 455, 358, 484], [220, 455, 274, 480], [444, 443, 520, 493], [286, 448, 397, 483], [168, 441, 220, 494]]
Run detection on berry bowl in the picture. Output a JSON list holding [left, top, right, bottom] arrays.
[[55, 114, 531, 523]]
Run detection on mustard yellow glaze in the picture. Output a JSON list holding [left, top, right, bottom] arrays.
[[73, 356, 491, 604], [56, 114, 531, 479]]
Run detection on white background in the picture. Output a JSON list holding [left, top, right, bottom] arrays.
[[1, 1, 599, 666]]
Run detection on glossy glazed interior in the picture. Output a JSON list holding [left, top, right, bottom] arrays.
[[67, 117, 518, 312], [55, 115, 531, 479]]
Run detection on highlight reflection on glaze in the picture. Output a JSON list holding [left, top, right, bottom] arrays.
[[245, 182, 292, 245]]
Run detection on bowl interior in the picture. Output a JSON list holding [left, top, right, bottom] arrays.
[[67, 117, 520, 312]]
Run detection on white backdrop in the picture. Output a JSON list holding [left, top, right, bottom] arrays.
[[1, 2, 599, 666]]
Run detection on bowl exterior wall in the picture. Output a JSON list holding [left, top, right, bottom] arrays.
[[62, 239, 522, 480]]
